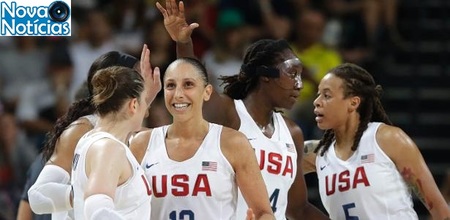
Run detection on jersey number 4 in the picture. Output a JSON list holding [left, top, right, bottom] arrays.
[[269, 188, 280, 213]]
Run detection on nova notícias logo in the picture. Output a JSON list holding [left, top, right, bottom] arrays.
[[0, 0, 71, 36]]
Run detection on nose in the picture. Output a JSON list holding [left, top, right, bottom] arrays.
[[313, 96, 320, 107], [174, 85, 184, 99], [294, 74, 303, 90]]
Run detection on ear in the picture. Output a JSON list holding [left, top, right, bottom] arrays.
[[203, 84, 213, 101], [128, 98, 138, 114], [260, 76, 270, 82], [348, 96, 360, 112]]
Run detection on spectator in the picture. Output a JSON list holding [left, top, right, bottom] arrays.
[[202, 9, 249, 93], [15, 45, 73, 151], [287, 9, 343, 140]]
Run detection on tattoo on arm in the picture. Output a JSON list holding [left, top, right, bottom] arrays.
[[400, 167, 434, 211], [304, 140, 318, 155]]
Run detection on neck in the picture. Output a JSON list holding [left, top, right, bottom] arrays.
[[168, 119, 209, 140], [94, 117, 135, 143], [334, 117, 360, 150], [243, 96, 275, 136], [243, 95, 274, 126]]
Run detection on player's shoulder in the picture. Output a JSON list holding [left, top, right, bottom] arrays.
[[221, 126, 246, 139], [281, 113, 303, 135], [376, 123, 416, 159]]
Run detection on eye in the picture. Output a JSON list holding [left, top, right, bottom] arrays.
[[165, 82, 175, 89], [287, 69, 298, 78], [184, 81, 195, 88]]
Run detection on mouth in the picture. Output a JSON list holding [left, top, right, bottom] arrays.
[[172, 103, 190, 110], [314, 110, 324, 121]]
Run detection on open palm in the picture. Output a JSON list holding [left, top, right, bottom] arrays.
[[156, 0, 199, 43]]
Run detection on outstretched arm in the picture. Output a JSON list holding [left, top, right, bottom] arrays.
[[28, 121, 92, 214], [378, 124, 450, 219], [157, 0, 238, 128], [156, 0, 199, 58]]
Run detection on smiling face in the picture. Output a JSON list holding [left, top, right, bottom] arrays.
[[313, 73, 357, 130], [163, 60, 212, 121]]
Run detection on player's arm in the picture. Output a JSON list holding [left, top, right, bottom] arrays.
[[139, 44, 161, 108], [156, 0, 198, 59], [157, 0, 239, 127], [284, 117, 329, 220], [129, 129, 152, 164], [221, 127, 275, 220], [302, 140, 319, 175], [28, 121, 92, 214], [83, 139, 129, 220], [50, 120, 93, 172], [378, 124, 450, 219]]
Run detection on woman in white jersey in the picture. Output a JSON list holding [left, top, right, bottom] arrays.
[[154, 1, 329, 219], [71, 48, 161, 219], [28, 45, 160, 219], [130, 57, 274, 219], [303, 63, 450, 219], [27, 50, 139, 219]]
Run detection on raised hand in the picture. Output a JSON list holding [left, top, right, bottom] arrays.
[[140, 44, 162, 106], [156, 0, 199, 43]]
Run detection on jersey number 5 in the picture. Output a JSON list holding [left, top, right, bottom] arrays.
[[342, 203, 359, 220]]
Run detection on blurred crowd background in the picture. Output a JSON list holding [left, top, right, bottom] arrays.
[[0, 0, 449, 219]]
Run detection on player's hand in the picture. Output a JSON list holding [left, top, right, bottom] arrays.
[[246, 208, 256, 220], [156, 0, 199, 43], [140, 44, 161, 106]]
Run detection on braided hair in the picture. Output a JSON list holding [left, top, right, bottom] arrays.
[[314, 63, 393, 156], [220, 39, 292, 99], [42, 52, 138, 161]]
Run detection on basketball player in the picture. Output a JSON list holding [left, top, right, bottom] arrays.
[[130, 57, 275, 219], [303, 63, 450, 219], [28, 45, 160, 219], [71, 60, 160, 219], [155, 1, 328, 219]]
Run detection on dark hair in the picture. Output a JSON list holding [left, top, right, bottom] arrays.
[[314, 63, 393, 156], [42, 51, 138, 161], [221, 39, 292, 99], [165, 57, 209, 85], [92, 66, 144, 116]]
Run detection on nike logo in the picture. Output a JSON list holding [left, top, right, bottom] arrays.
[[320, 164, 328, 171], [145, 162, 159, 169], [247, 137, 256, 141]]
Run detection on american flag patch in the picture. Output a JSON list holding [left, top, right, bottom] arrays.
[[286, 143, 296, 153], [202, 161, 217, 171], [361, 154, 375, 164]]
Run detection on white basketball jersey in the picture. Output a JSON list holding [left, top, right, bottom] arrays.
[[316, 122, 418, 219], [80, 114, 98, 126], [234, 100, 297, 220], [141, 123, 238, 220], [71, 131, 151, 220], [51, 114, 98, 220]]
